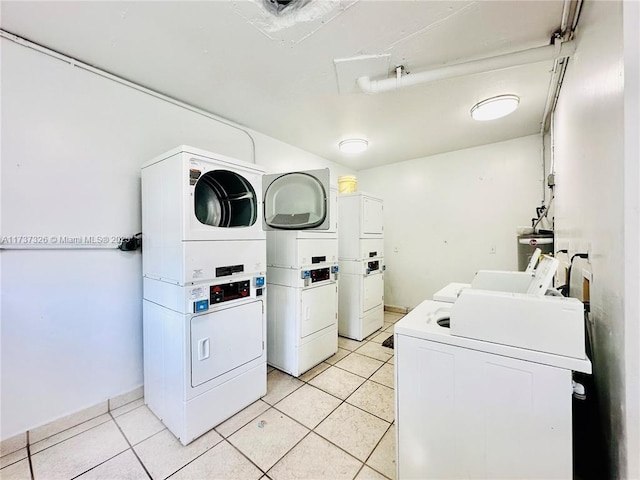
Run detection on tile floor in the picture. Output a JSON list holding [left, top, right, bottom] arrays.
[[0, 312, 404, 480]]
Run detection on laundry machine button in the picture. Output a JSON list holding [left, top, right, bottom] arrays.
[[194, 299, 209, 312]]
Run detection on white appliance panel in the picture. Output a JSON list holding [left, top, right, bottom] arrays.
[[338, 192, 384, 261], [267, 233, 338, 269], [267, 282, 338, 377], [142, 295, 266, 445], [191, 301, 263, 387], [362, 195, 384, 235], [363, 273, 384, 312], [338, 270, 384, 341], [300, 283, 338, 338], [395, 332, 573, 480]]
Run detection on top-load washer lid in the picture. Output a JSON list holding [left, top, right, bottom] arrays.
[[194, 169, 257, 227], [262, 168, 330, 230]]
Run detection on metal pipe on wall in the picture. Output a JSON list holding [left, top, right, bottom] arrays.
[[357, 40, 577, 94]]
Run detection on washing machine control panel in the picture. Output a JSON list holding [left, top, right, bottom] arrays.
[[367, 260, 380, 273], [210, 280, 250, 304]]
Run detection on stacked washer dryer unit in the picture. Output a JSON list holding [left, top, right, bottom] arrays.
[[265, 170, 339, 377], [338, 192, 385, 341], [141, 146, 267, 446]]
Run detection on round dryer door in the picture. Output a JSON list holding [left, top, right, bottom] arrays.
[[194, 170, 257, 227], [263, 169, 329, 230]]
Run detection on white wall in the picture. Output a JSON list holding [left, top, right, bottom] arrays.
[[357, 135, 543, 309], [0, 38, 353, 439], [552, 1, 637, 477], [623, 2, 640, 477]]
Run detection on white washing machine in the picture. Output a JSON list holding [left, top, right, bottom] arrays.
[[142, 145, 266, 286], [265, 183, 339, 377], [395, 294, 591, 479], [338, 192, 384, 340], [142, 146, 267, 445]]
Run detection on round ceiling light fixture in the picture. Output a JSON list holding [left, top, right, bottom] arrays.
[[471, 94, 520, 121], [339, 138, 368, 154]]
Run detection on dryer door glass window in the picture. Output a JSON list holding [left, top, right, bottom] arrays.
[[195, 170, 257, 227], [263, 168, 330, 230]]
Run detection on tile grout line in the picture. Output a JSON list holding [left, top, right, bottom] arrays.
[[102, 411, 153, 480], [27, 431, 34, 480]]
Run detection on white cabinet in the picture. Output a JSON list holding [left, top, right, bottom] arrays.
[[395, 332, 574, 480]]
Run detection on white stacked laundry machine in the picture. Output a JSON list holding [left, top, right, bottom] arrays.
[[141, 146, 268, 446], [337, 192, 385, 341], [265, 171, 339, 377]]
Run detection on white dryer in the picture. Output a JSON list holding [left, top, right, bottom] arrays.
[[143, 275, 266, 446], [265, 180, 339, 377], [142, 146, 267, 446], [142, 145, 265, 286], [338, 192, 385, 340]]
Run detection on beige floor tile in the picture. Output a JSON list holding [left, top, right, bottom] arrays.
[[228, 408, 308, 472], [315, 403, 389, 462], [168, 440, 262, 480], [29, 402, 108, 444], [0, 434, 26, 457], [382, 322, 393, 331], [75, 450, 148, 480], [0, 458, 31, 480], [298, 362, 330, 382], [31, 421, 128, 480], [110, 398, 145, 418], [366, 427, 396, 480], [369, 332, 392, 344], [274, 384, 341, 429], [268, 432, 362, 480], [308, 366, 365, 400], [386, 356, 395, 365], [215, 399, 270, 438], [30, 414, 112, 455], [0, 448, 27, 468], [267, 365, 275, 374], [383, 313, 403, 324], [114, 405, 165, 445], [370, 363, 394, 389], [325, 348, 351, 365], [262, 370, 304, 405], [355, 342, 393, 362], [347, 381, 395, 422], [134, 428, 222, 480], [355, 465, 389, 480], [364, 329, 383, 342], [335, 353, 384, 378], [338, 337, 363, 351]]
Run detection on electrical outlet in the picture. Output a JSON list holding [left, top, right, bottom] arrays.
[[489, 245, 496, 254]]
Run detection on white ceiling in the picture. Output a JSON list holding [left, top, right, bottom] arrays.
[[1, 0, 566, 170]]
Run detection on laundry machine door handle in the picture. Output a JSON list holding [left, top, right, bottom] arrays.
[[198, 338, 210, 361]]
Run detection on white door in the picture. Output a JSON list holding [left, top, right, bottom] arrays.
[[362, 196, 384, 235], [300, 283, 337, 338], [191, 300, 263, 387], [362, 272, 384, 312], [263, 168, 331, 230]]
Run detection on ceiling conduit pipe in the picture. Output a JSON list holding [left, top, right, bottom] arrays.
[[356, 39, 576, 94]]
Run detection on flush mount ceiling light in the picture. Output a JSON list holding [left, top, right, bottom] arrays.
[[471, 94, 520, 121], [339, 138, 368, 154]]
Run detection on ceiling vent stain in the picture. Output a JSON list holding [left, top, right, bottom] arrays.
[[233, 0, 355, 43], [263, 0, 312, 16]]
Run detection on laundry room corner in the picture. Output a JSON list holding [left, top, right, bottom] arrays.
[[0, 36, 352, 440]]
